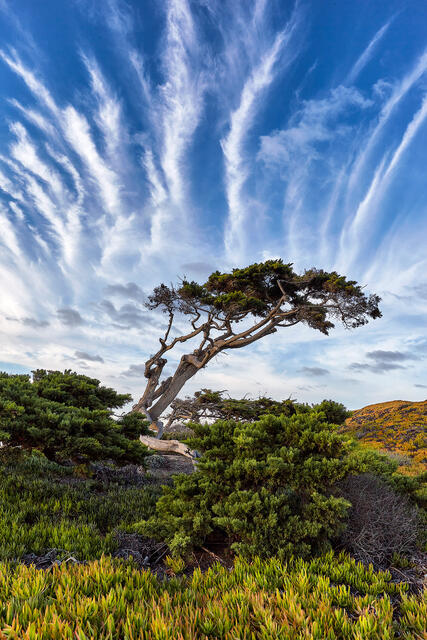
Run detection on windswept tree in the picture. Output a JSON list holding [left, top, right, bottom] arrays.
[[133, 260, 381, 437], [164, 389, 298, 431], [164, 390, 351, 433]]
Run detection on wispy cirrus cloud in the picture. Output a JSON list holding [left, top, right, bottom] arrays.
[[341, 93, 427, 271], [346, 17, 394, 84], [0, 1, 426, 409], [221, 2, 301, 262]]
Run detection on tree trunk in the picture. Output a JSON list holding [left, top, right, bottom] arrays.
[[146, 360, 199, 423]]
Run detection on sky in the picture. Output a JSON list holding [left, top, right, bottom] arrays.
[[0, 0, 426, 411]]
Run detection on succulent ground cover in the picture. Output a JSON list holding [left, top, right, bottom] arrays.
[[0, 451, 161, 563], [0, 553, 425, 640], [343, 400, 427, 475]]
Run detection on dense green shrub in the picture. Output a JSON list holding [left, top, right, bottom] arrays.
[[166, 389, 351, 432], [310, 399, 352, 424], [141, 412, 352, 558], [0, 451, 160, 562], [0, 370, 149, 463], [167, 388, 298, 426], [31, 369, 131, 409], [0, 553, 424, 639]]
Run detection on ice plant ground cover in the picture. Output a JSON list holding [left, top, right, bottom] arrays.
[[0, 553, 425, 640], [0, 377, 425, 639], [0, 452, 161, 562]]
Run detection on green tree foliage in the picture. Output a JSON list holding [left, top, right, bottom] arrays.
[[0, 370, 149, 464], [32, 369, 131, 410], [141, 412, 352, 558], [166, 388, 297, 428], [302, 399, 351, 425], [134, 259, 381, 434], [166, 390, 351, 431]]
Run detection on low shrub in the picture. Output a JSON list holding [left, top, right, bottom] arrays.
[[298, 398, 352, 424], [141, 412, 352, 559], [0, 552, 424, 639]]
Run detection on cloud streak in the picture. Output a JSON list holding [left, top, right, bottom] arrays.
[[0, 1, 426, 409], [222, 4, 300, 262], [346, 18, 393, 84]]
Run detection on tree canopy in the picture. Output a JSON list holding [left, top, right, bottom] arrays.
[[133, 260, 381, 436], [164, 389, 351, 433], [165, 389, 297, 430]]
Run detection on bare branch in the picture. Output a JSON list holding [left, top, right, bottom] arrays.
[[159, 311, 174, 347], [132, 260, 381, 435]]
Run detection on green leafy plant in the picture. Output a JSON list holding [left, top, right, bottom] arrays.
[[141, 412, 353, 559], [0, 370, 150, 464], [165, 388, 298, 431], [164, 555, 186, 575]]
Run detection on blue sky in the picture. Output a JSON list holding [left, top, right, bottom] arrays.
[[0, 0, 426, 410]]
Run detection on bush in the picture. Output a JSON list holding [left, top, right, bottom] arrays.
[[0, 370, 150, 464], [311, 399, 352, 424], [31, 369, 131, 410], [337, 473, 420, 568], [141, 412, 352, 559], [346, 447, 427, 509]]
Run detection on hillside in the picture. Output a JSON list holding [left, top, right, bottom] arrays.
[[343, 400, 427, 475]]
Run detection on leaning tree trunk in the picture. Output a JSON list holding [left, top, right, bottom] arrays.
[[148, 362, 198, 424], [133, 359, 199, 440]]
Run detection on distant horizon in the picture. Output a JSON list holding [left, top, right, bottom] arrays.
[[0, 0, 426, 409]]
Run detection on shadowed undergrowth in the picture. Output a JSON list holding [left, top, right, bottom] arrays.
[[0, 451, 160, 562]]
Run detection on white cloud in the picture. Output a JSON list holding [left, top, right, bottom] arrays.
[[346, 18, 393, 84], [347, 47, 427, 197], [0, 49, 59, 115], [222, 4, 301, 262], [62, 106, 121, 215], [340, 93, 427, 269]]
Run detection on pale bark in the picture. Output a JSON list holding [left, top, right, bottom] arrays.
[[140, 435, 196, 462], [148, 361, 198, 421], [133, 300, 299, 440]]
